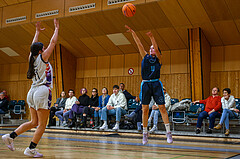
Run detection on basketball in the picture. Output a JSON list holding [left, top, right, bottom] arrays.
[[122, 3, 136, 17]]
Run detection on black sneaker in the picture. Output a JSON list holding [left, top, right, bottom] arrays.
[[68, 122, 75, 128], [206, 128, 212, 134], [196, 129, 201, 134]]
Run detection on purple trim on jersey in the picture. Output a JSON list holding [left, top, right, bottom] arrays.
[[45, 63, 52, 87], [48, 88, 52, 109]]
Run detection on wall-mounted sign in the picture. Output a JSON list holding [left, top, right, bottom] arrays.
[[128, 68, 134, 75]]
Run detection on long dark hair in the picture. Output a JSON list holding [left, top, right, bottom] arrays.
[[27, 42, 43, 79]]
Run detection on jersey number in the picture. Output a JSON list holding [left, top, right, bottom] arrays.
[[34, 67, 40, 81]]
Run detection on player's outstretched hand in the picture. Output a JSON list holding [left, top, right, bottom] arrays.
[[54, 19, 59, 30], [146, 31, 153, 37], [36, 21, 45, 32], [125, 25, 134, 33]]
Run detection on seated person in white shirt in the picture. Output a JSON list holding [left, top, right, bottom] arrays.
[[100, 85, 127, 131], [55, 89, 77, 126], [214, 88, 239, 136]]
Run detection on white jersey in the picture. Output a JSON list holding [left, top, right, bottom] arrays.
[[31, 54, 53, 89]]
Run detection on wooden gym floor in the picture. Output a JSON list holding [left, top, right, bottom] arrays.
[[0, 129, 240, 159]]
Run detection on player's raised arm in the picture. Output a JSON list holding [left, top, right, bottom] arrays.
[[146, 31, 162, 64], [125, 25, 147, 58], [29, 22, 45, 60], [42, 19, 59, 62]]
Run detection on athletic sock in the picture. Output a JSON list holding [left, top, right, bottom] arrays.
[[103, 120, 107, 125], [143, 127, 148, 133], [10, 132, 18, 139], [165, 123, 170, 133], [29, 141, 37, 149]]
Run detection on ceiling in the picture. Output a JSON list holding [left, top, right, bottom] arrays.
[[0, 0, 240, 64], [0, 0, 30, 7]]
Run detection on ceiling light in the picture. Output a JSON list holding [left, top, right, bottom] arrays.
[[107, 33, 131, 45], [0, 47, 19, 56]]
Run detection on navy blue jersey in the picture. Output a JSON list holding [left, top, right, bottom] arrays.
[[141, 54, 161, 80]]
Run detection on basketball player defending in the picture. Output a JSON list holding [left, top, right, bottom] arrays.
[[2, 19, 59, 157], [125, 25, 173, 145]]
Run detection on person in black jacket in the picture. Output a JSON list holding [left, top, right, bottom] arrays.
[[119, 83, 139, 103], [69, 88, 90, 128], [47, 91, 67, 127], [82, 88, 99, 128], [0, 92, 8, 114]]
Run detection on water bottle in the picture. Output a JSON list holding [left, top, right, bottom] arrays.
[[90, 117, 93, 126]]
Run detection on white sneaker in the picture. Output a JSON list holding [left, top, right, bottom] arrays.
[[112, 124, 119, 131], [149, 125, 158, 134], [24, 147, 43, 158], [99, 124, 108, 130], [62, 121, 68, 127], [2, 134, 15, 151]]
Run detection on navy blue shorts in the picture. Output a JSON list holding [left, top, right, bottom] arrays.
[[140, 80, 165, 105]]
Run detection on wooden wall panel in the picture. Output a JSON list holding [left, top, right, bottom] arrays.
[[1, 64, 10, 82], [0, 8, 2, 28], [110, 54, 124, 76], [201, 33, 211, 98], [161, 73, 191, 100], [211, 46, 224, 71], [124, 53, 139, 76], [84, 57, 97, 77], [210, 71, 240, 98], [211, 45, 240, 72], [161, 51, 171, 74], [76, 58, 85, 79], [75, 78, 84, 98], [9, 63, 20, 81], [189, 28, 202, 101], [61, 46, 77, 91], [170, 49, 188, 73], [31, 0, 64, 22], [97, 56, 110, 77], [224, 45, 240, 71], [19, 63, 28, 80], [2, 2, 31, 27], [65, 0, 101, 17]]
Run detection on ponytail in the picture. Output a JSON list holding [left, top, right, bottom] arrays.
[[27, 42, 43, 79]]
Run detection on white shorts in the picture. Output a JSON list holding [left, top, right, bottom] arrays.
[[27, 85, 52, 110]]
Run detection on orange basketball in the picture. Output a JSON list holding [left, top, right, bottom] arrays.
[[122, 3, 136, 17]]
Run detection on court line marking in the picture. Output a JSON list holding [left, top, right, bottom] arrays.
[[1, 133, 240, 154]]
